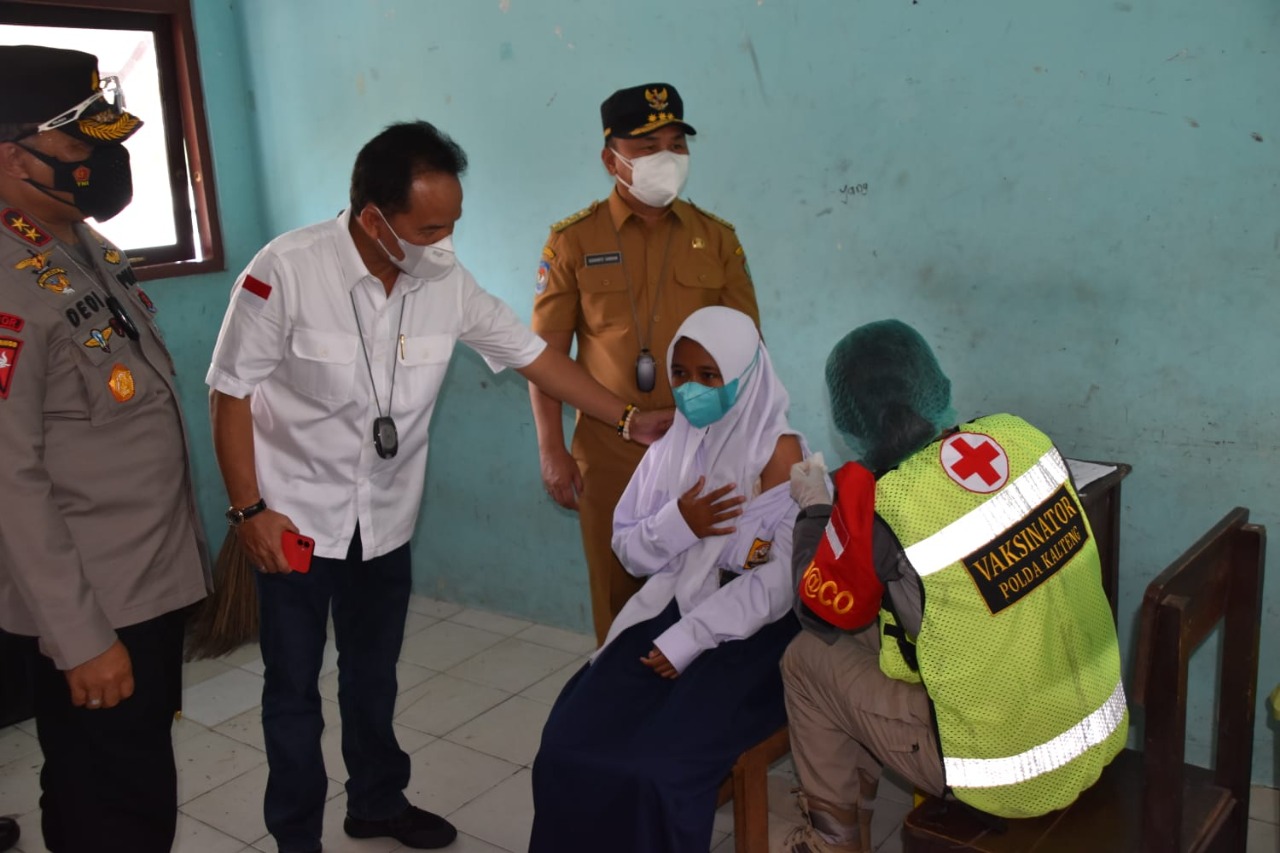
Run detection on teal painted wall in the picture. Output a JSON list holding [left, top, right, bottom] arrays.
[[186, 0, 1277, 783], [147, 2, 270, 553]]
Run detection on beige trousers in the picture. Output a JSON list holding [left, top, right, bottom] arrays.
[[571, 417, 647, 645], [781, 627, 946, 807]]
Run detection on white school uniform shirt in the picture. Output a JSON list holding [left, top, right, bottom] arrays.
[[601, 305, 807, 673], [607, 442, 801, 674], [206, 209, 546, 560]]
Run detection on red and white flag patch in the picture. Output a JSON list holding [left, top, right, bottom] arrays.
[[0, 337, 24, 399], [240, 275, 272, 302], [235, 274, 274, 313]]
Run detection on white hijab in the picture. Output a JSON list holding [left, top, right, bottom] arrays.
[[629, 305, 794, 517]]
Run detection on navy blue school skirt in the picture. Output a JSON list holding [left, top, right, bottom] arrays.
[[529, 599, 800, 853]]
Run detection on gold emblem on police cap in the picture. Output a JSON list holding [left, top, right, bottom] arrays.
[[644, 88, 669, 111]]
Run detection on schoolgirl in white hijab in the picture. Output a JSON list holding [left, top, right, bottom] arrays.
[[531, 306, 808, 853]]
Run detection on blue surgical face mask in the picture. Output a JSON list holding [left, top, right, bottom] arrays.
[[673, 347, 759, 429]]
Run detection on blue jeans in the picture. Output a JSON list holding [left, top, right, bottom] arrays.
[[256, 526, 412, 853]]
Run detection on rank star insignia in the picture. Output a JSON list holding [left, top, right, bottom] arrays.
[[2, 208, 51, 246], [84, 327, 114, 352]]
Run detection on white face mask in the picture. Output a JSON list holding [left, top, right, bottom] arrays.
[[614, 150, 689, 208], [374, 207, 456, 281]]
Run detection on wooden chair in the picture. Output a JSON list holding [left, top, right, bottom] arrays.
[[715, 725, 791, 853], [901, 507, 1266, 853]]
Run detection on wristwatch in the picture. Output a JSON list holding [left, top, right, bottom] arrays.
[[225, 498, 267, 526]]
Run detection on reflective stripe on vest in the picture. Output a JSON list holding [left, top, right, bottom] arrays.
[[904, 448, 1069, 578], [943, 678, 1127, 789]]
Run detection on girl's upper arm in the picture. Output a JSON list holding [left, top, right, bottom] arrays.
[[760, 434, 803, 492]]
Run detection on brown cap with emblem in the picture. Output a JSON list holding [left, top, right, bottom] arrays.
[[0, 45, 143, 145], [600, 83, 696, 140]]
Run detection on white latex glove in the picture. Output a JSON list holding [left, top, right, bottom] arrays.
[[790, 452, 832, 508]]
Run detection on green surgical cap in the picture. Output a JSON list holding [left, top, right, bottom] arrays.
[[825, 320, 956, 471]]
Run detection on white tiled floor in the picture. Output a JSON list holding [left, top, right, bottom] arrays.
[[0, 596, 1276, 852]]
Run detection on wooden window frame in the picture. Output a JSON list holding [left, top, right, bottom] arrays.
[[2, 0, 224, 280]]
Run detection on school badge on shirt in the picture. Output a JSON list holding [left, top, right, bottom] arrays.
[[743, 538, 773, 570]]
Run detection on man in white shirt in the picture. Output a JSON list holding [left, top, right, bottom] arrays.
[[207, 121, 668, 853]]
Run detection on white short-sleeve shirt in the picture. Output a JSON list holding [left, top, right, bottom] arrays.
[[206, 209, 546, 559]]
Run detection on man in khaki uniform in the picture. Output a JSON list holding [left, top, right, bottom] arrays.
[[0, 46, 210, 853], [530, 83, 760, 643]]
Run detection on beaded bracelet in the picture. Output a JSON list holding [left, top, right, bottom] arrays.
[[617, 403, 638, 441]]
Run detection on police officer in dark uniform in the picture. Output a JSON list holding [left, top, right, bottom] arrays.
[[0, 46, 210, 853]]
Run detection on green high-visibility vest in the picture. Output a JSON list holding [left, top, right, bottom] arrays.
[[876, 414, 1128, 818]]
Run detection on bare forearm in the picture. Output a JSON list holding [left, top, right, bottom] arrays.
[[209, 390, 262, 507], [519, 347, 625, 428], [529, 384, 567, 452]]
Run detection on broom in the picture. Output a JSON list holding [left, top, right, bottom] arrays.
[[185, 528, 259, 660]]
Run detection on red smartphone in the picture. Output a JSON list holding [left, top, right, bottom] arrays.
[[281, 531, 315, 574]]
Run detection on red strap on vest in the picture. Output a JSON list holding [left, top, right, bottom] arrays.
[[796, 461, 884, 630]]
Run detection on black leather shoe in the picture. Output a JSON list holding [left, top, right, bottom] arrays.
[[0, 817, 19, 853], [344, 805, 456, 849]]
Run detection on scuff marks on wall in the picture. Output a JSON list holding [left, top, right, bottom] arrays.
[[742, 35, 768, 102]]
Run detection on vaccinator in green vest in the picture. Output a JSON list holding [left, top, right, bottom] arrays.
[[779, 320, 1127, 853]]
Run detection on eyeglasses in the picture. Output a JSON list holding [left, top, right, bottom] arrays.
[[35, 76, 126, 134]]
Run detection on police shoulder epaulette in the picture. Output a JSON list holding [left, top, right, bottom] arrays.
[[550, 202, 598, 233], [687, 201, 736, 232]]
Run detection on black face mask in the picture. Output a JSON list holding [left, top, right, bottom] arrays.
[[19, 142, 134, 222]]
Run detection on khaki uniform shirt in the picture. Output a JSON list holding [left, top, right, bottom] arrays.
[[532, 190, 760, 409], [0, 202, 210, 670]]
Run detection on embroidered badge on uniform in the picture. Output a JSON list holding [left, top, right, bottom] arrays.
[[108, 364, 135, 402], [84, 326, 114, 353], [37, 267, 74, 294], [541, 245, 556, 261], [102, 246, 122, 265], [2, 209, 51, 247], [0, 313, 24, 333], [16, 251, 75, 294], [536, 260, 551, 294], [135, 288, 157, 313], [743, 537, 774, 571], [0, 337, 23, 399]]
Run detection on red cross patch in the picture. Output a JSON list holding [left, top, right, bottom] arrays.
[[939, 432, 1009, 493]]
